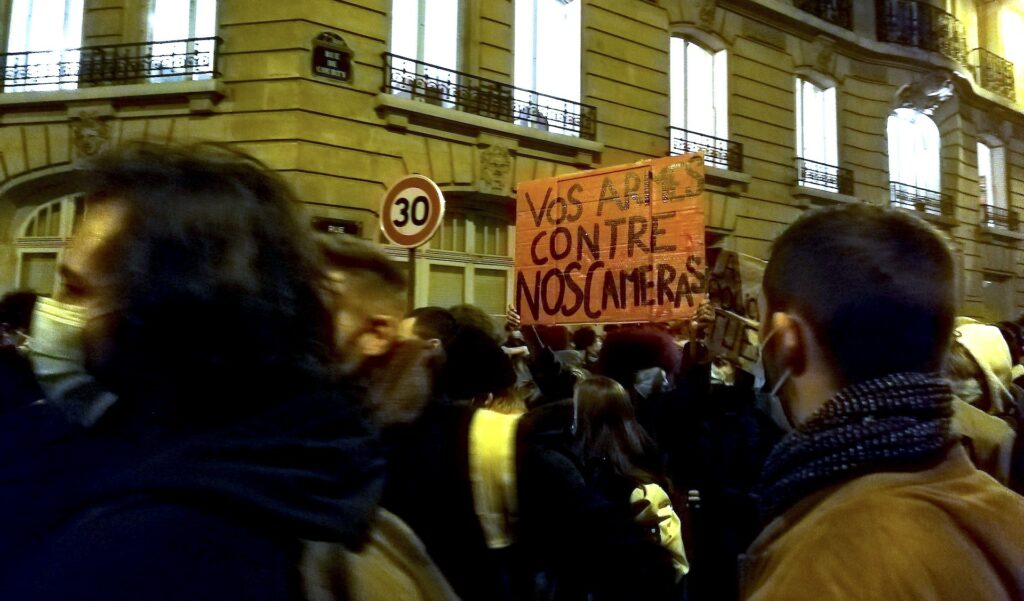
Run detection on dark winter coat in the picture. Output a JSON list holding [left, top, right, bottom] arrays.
[[0, 386, 385, 601]]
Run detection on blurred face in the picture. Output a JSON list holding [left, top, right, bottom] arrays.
[[326, 270, 400, 373], [58, 200, 127, 368]]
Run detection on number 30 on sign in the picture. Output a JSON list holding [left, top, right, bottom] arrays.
[[379, 174, 446, 248]]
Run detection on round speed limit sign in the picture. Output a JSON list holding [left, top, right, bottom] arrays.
[[380, 174, 446, 248]]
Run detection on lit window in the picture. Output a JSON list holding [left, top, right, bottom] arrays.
[[977, 142, 1008, 209], [147, 0, 218, 81], [670, 38, 729, 167], [409, 210, 513, 316], [795, 78, 839, 191], [390, 0, 459, 71], [514, 0, 581, 136], [4, 0, 84, 91], [887, 108, 941, 213], [15, 195, 85, 296]]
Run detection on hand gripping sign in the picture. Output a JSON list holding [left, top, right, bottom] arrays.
[[380, 174, 446, 248], [514, 153, 707, 325]]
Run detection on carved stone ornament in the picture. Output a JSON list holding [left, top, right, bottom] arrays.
[[895, 73, 955, 115], [698, 0, 716, 28], [814, 38, 835, 75], [478, 145, 512, 196], [71, 112, 111, 161]]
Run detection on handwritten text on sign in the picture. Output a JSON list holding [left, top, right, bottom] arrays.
[[515, 154, 707, 325]]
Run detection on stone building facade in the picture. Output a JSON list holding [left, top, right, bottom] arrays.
[[0, 0, 1022, 320]]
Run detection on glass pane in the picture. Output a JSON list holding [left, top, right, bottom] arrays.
[[514, 0, 537, 90], [978, 142, 993, 205], [46, 201, 62, 236], [670, 37, 686, 129], [422, 0, 459, 70], [474, 268, 508, 316], [391, 0, 419, 59], [428, 264, 464, 307], [72, 196, 86, 235], [19, 252, 58, 295], [685, 42, 714, 136], [453, 215, 465, 253], [496, 224, 509, 256]]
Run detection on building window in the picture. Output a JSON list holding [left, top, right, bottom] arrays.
[[977, 142, 1008, 209], [14, 195, 85, 296], [147, 0, 218, 82], [795, 78, 841, 192], [413, 211, 513, 317], [514, 0, 581, 137], [887, 108, 943, 214], [670, 38, 730, 168], [390, 0, 459, 72], [982, 275, 1013, 322], [4, 0, 84, 92]]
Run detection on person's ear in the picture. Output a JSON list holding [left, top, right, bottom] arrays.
[[357, 315, 399, 358], [769, 311, 808, 378]]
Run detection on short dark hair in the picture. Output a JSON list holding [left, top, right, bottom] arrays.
[[81, 142, 333, 409], [409, 306, 457, 348], [442, 325, 516, 402], [763, 203, 956, 386], [596, 326, 680, 387], [572, 326, 597, 351]]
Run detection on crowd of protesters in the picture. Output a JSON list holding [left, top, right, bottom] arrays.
[[0, 142, 1022, 600]]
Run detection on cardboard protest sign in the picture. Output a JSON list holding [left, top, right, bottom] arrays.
[[706, 308, 759, 373], [707, 251, 766, 321], [514, 153, 706, 325], [704, 251, 766, 371]]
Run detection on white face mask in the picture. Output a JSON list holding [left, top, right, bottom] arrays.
[[752, 326, 794, 431], [26, 297, 88, 385], [24, 297, 118, 425]]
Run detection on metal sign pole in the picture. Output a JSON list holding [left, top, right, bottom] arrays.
[[407, 246, 416, 313]]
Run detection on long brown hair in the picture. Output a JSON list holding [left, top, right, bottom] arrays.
[[572, 376, 658, 483]]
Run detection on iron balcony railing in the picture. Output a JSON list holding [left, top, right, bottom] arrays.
[[1, 37, 221, 90], [890, 181, 953, 217], [795, 0, 853, 30], [669, 127, 743, 172], [969, 48, 1016, 102], [796, 157, 854, 195], [382, 53, 597, 140], [876, 0, 966, 63], [981, 204, 1019, 231]]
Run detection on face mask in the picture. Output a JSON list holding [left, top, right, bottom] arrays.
[[752, 326, 794, 432], [25, 297, 118, 426], [26, 297, 87, 384]]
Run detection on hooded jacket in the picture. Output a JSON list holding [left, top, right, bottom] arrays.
[[0, 386, 385, 601]]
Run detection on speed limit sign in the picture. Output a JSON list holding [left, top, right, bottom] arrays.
[[380, 174, 446, 248]]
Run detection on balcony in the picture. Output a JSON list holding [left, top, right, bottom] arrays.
[[1, 37, 221, 91], [795, 0, 852, 30], [890, 181, 954, 224], [969, 48, 1015, 102], [796, 157, 853, 195], [981, 204, 1019, 230], [669, 127, 743, 172], [876, 0, 966, 64], [381, 53, 597, 141]]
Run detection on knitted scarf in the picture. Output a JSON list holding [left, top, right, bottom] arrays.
[[755, 372, 956, 521]]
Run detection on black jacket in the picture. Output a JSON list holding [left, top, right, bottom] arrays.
[[0, 386, 384, 601]]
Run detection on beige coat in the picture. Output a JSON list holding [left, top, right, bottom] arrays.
[[740, 446, 1024, 600]]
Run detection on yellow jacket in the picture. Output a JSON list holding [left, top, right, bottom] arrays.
[[740, 446, 1024, 600]]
